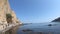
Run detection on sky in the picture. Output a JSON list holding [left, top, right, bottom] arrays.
[[9, 0, 60, 23]]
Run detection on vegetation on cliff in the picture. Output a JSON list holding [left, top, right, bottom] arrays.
[[6, 14, 12, 23]]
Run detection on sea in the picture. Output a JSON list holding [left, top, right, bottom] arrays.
[[3, 22, 60, 34]]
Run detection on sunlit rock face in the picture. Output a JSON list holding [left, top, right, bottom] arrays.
[[0, 0, 22, 30]]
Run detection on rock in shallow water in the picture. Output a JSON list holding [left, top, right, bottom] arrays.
[[48, 24, 52, 26], [22, 29, 33, 32]]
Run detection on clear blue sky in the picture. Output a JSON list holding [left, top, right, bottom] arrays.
[[9, 0, 60, 23]]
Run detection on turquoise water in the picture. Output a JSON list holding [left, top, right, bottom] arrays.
[[17, 22, 60, 34]]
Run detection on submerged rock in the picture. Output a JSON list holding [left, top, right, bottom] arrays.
[[48, 24, 52, 26], [22, 29, 33, 32]]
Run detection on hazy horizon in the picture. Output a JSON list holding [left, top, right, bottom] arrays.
[[9, 0, 60, 23]]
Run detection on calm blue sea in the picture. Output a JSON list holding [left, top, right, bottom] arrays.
[[17, 22, 60, 34]]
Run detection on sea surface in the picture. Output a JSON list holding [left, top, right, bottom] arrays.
[[4, 22, 60, 34]]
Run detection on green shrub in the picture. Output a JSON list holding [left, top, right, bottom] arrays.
[[6, 14, 12, 23]]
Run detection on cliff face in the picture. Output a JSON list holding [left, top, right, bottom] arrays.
[[0, 0, 22, 31], [0, 0, 22, 25]]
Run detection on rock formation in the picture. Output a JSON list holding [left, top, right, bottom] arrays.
[[0, 0, 22, 30]]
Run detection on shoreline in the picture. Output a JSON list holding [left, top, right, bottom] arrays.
[[0, 23, 22, 34]]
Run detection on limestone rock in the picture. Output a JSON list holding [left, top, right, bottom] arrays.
[[0, 0, 22, 31], [0, 0, 22, 25]]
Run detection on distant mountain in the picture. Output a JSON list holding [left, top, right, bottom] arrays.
[[52, 17, 60, 22]]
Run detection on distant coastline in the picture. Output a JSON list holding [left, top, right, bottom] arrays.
[[52, 17, 60, 22]]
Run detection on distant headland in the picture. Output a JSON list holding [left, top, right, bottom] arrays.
[[52, 17, 60, 22]]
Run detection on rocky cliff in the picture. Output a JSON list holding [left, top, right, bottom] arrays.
[[0, 0, 22, 31]]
